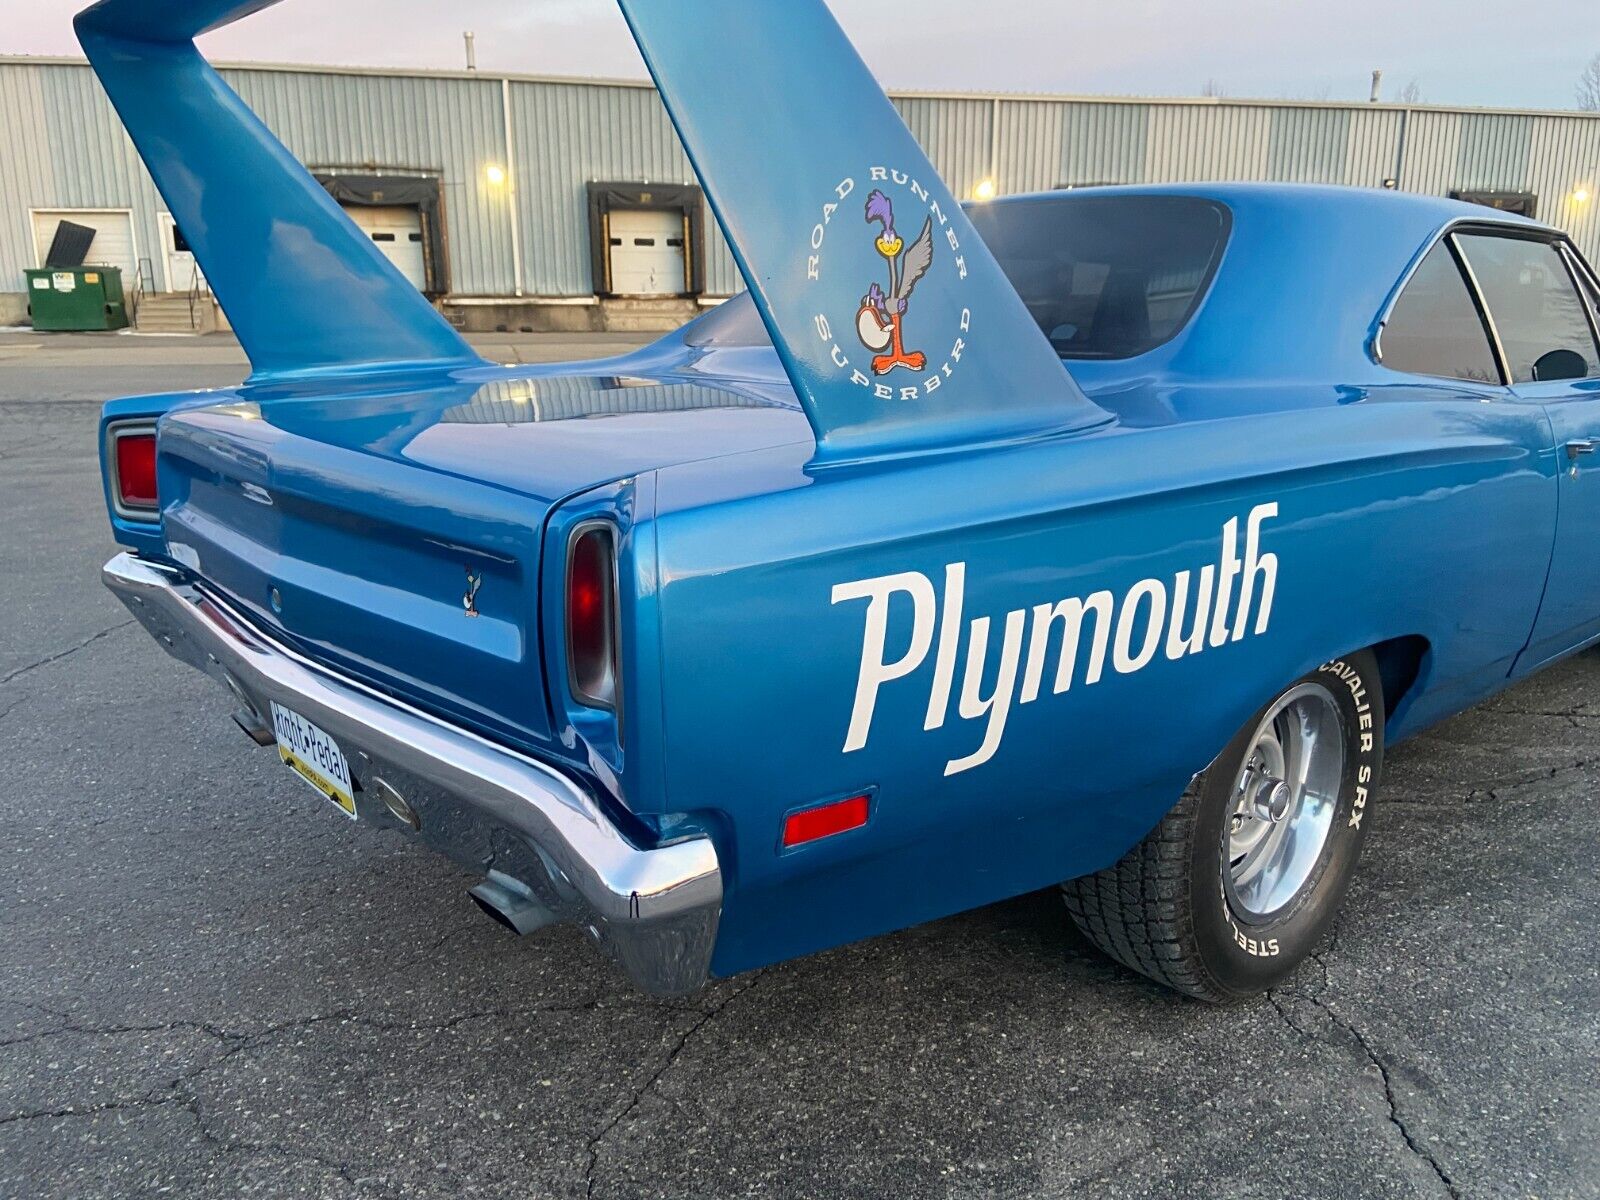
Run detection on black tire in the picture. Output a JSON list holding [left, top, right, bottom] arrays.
[[1062, 651, 1385, 1002]]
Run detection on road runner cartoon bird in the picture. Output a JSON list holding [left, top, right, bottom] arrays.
[[856, 189, 933, 375]]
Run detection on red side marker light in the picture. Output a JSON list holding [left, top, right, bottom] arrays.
[[782, 793, 870, 848], [114, 429, 158, 511]]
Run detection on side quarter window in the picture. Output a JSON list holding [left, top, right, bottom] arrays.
[[1378, 241, 1501, 384], [1455, 233, 1600, 384]]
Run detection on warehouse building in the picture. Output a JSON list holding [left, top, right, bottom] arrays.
[[3, 55, 1599, 333]]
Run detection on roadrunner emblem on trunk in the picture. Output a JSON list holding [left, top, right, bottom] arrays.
[[463, 567, 482, 618]]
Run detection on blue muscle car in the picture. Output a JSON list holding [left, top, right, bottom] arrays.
[[86, 0, 1600, 1000]]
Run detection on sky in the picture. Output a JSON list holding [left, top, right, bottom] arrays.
[[5, 0, 1599, 111]]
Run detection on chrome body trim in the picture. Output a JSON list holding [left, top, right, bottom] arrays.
[[102, 551, 722, 996]]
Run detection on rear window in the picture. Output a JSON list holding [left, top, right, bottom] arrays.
[[968, 194, 1231, 359], [681, 193, 1230, 360]]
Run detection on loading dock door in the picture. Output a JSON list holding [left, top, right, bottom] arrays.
[[607, 209, 686, 296], [343, 204, 428, 292], [31, 210, 137, 284]]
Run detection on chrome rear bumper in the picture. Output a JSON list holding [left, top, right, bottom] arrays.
[[102, 551, 721, 996]]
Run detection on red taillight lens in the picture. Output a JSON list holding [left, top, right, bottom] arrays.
[[566, 523, 617, 710], [782, 794, 871, 848], [111, 426, 158, 516]]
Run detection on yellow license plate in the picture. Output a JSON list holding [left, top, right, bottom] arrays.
[[269, 701, 356, 819]]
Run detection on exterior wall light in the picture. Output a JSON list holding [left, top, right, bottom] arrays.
[[485, 163, 507, 187], [973, 178, 997, 201]]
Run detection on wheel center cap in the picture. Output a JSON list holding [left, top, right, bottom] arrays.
[[1253, 779, 1292, 824]]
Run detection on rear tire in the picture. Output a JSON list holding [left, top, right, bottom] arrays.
[[1062, 652, 1384, 1002]]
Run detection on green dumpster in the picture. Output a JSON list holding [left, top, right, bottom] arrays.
[[24, 266, 129, 331]]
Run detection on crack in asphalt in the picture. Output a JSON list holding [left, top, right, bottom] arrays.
[[173, 1089, 405, 1200], [1492, 705, 1600, 723], [0, 996, 650, 1060], [3, 990, 726, 1197], [0, 1093, 183, 1128], [581, 971, 767, 1200], [1267, 927, 1462, 1200], [1, 619, 134, 688], [0, 1017, 240, 1052], [1383, 755, 1600, 809], [0, 993, 660, 1168]]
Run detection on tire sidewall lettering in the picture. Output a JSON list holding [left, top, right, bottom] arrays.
[[1191, 652, 1385, 995]]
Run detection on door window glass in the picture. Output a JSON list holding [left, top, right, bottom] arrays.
[[1566, 249, 1600, 332], [1456, 234, 1600, 383], [1378, 242, 1500, 383]]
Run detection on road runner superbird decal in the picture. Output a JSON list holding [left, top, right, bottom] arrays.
[[858, 189, 934, 375], [810, 168, 975, 404], [834, 504, 1281, 776]]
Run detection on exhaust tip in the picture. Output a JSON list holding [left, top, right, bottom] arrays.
[[230, 707, 275, 746], [469, 871, 556, 937], [371, 776, 421, 832]]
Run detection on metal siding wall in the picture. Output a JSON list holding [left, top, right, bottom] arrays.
[[0, 64, 53, 290], [1342, 107, 1404, 187], [1266, 107, 1350, 182], [1454, 113, 1534, 192], [509, 80, 742, 296], [221, 68, 512, 295], [994, 101, 1064, 194], [893, 96, 995, 200], [0, 63, 164, 291], [1144, 104, 1272, 182], [1056, 103, 1149, 188], [7, 61, 1600, 303], [1528, 117, 1600, 265], [1396, 110, 1463, 195]]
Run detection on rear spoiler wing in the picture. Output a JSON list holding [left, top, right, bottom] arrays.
[[75, 0, 481, 379], [78, 0, 1112, 460]]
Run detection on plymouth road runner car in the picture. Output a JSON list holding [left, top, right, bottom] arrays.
[[86, 0, 1600, 1001]]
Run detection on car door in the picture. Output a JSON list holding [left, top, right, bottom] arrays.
[[1454, 230, 1600, 667]]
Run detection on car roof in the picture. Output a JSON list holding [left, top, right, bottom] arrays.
[[1000, 180, 1550, 236]]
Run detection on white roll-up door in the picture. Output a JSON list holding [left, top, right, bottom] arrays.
[[342, 204, 428, 292], [607, 209, 686, 296], [31, 210, 137, 284]]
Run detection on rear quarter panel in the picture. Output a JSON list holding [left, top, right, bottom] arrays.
[[649, 392, 1555, 976]]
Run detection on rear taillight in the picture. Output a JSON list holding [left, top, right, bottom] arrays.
[[566, 522, 618, 710], [108, 423, 158, 519]]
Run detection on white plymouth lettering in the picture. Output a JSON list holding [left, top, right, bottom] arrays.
[[833, 503, 1281, 775]]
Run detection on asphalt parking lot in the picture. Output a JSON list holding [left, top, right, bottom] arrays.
[[1, 329, 1597, 1200]]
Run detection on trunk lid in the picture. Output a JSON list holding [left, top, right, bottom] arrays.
[[157, 367, 808, 751]]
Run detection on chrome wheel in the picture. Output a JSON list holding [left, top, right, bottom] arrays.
[[1223, 681, 1347, 922]]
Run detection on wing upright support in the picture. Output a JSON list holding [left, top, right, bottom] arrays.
[[617, 0, 1112, 464], [75, 0, 480, 379]]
